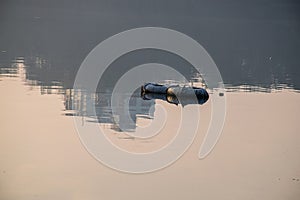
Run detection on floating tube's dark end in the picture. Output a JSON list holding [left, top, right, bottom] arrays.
[[194, 88, 209, 104]]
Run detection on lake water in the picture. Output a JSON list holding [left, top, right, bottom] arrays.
[[1, 1, 300, 199]]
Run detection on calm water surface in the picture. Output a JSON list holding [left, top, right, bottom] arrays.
[[1, 1, 300, 200]]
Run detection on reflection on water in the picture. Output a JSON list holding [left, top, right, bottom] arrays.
[[2, 58, 299, 199], [1, 55, 299, 135], [1, 0, 300, 90], [0, 0, 299, 136], [0, 57, 205, 134], [0, 2, 299, 200], [65, 89, 155, 132], [224, 83, 298, 93], [1, 2, 300, 199]]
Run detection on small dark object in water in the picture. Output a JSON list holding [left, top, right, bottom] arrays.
[[141, 83, 209, 105]]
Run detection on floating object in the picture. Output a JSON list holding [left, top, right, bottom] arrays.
[[141, 83, 209, 105]]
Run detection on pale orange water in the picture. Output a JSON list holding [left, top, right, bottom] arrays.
[[1, 74, 299, 200]]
